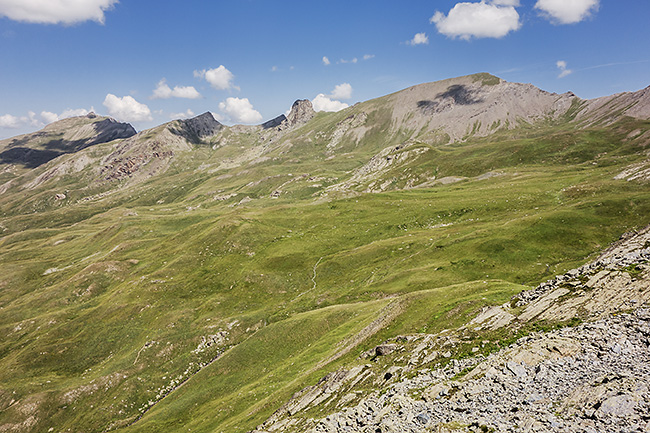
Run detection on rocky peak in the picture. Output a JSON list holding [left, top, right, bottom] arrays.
[[261, 99, 315, 133], [286, 99, 315, 126], [175, 112, 223, 141]]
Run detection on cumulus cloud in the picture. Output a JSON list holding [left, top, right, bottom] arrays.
[[194, 65, 238, 91], [312, 95, 349, 112], [535, 0, 599, 24], [431, 1, 521, 40], [26, 111, 41, 127], [329, 83, 353, 100], [218, 97, 263, 124], [0, 114, 21, 128], [312, 83, 354, 112], [151, 79, 201, 100], [0, 0, 118, 25], [322, 56, 331, 66], [40, 111, 60, 124], [169, 109, 195, 120], [338, 57, 358, 64], [103, 94, 152, 122], [556, 60, 573, 78], [363, 54, 375, 60], [407, 32, 429, 45]]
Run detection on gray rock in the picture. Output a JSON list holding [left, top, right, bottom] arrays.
[[598, 394, 636, 416]]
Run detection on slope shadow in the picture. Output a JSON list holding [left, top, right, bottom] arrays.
[[436, 84, 483, 105], [417, 84, 484, 114], [0, 147, 63, 168]]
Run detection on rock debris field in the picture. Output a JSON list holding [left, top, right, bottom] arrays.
[[308, 309, 650, 433]]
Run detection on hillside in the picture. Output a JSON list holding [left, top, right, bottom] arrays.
[[1, 73, 649, 433]]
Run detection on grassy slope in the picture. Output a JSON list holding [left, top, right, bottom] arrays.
[[0, 104, 649, 433]]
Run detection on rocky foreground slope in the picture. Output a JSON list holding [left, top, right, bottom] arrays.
[[254, 226, 650, 433]]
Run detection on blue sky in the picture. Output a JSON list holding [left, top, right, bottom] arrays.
[[1, 0, 649, 138]]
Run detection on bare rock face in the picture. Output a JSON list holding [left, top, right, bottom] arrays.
[[172, 112, 223, 142], [261, 114, 287, 130], [286, 99, 315, 127]]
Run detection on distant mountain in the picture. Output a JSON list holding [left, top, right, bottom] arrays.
[[0, 113, 135, 169]]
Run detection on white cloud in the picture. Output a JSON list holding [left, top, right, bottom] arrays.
[[338, 57, 358, 64], [363, 54, 375, 60], [169, 109, 195, 120], [151, 79, 201, 99], [103, 94, 152, 122], [0, 114, 21, 128], [431, 1, 521, 40], [535, 0, 599, 24], [556, 60, 573, 78], [194, 65, 237, 91], [0, 0, 118, 25], [218, 97, 263, 124], [27, 111, 41, 126], [407, 32, 429, 45], [312, 94, 349, 112], [329, 83, 353, 100], [40, 111, 59, 124], [270, 65, 278, 72], [322, 56, 331, 66], [312, 83, 354, 112]]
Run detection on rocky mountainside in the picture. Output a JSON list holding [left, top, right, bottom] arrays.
[[1, 74, 650, 433]]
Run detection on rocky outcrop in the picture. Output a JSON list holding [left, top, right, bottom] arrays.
[[323, 141, 430, 194], [172, 112, 222, 142], [284, 99, 315, 128], [285, 309, 650, 433], [287, 99, 315, 126]]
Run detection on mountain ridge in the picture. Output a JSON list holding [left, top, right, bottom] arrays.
[[0, 73, 649, 433]]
